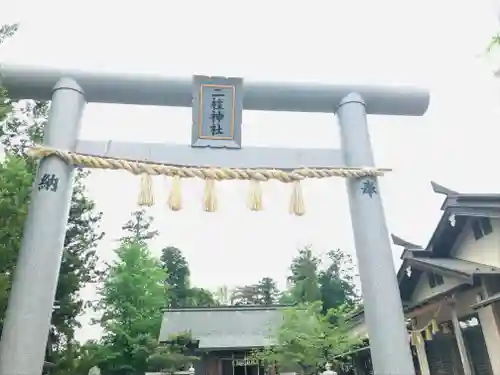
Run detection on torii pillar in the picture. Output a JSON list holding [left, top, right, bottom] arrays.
[[0, 64, 429, 375]]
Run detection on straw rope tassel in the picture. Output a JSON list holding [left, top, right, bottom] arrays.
[[138, 173, 154, 206], [289, 181, 305, 216], [168, 175, 182, 211], [248, 180, 263, 211], [416, 332, 423, 345], [410, 331, 417, 346], [203, 179, 218, 212], [431, 318, 439, 334], [425, 326, 433, 341]]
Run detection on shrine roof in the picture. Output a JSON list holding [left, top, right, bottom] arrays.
[[159, 305, 287, 350], [404, 256, 500, 280]]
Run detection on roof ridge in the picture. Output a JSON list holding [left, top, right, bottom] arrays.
[[164, 304, 292, 312]]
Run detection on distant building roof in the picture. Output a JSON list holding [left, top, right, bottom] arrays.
[[159, 305, 287, 350]]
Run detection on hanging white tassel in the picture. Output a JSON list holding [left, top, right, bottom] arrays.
[[289, 180, 305, 216], [248, 180, 263, 211], [137, 173, 154, 207], [168, 175, 182, 211], [203, 179, 218, 212]]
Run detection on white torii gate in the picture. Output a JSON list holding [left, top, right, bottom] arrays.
[[0, 64, 429, 375]]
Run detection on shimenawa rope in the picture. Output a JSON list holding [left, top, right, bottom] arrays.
[[27, 145, 392, 215], [408, 302, 443, 345]]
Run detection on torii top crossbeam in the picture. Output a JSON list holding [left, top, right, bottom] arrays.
[[0, 63, 429, 116]]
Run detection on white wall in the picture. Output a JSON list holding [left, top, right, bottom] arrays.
[[411, 273, 463, 305], [409, 217, 500, 306], [451, 218, 500, 267]]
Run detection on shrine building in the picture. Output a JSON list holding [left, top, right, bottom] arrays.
[[344, 182, 500, 375], [159, 305, 288, 375]]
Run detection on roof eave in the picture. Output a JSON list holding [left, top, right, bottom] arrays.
[[405, 258, 473, 283], [197, 345, 269, 352]]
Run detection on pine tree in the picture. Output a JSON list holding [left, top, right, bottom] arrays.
[[287, 246, 322, 303], [160, 246, 216, 308], [161, 246, 191, 308]]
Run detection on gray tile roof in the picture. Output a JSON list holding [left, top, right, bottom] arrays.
[[159, 306, 285, 349]]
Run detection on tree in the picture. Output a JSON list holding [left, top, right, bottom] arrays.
[[280, 247, 359, 313], [88, 212, 200, 375], [0, 24, 104, 372], [121, 209, 159, 244], [161, 246, 191, 308], [488, 32, 500, 53], [231, 285, 260, 305], [160, 246, 216, 308], [252, 302, 359, 375], [230, 278, 280, 305], [287, 247, 321, 304], [255, 277, 280, 305], [93, 238, 166, 374], [318, 249, 359, 313], [0, 24, 18, 47], [214, 285, 233, 305], [188, 287, 216, 307], [146, 332, 198, 372], [0, 156, 33, 330]]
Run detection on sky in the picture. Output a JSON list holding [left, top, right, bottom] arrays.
[[2, 0, 500, 342]]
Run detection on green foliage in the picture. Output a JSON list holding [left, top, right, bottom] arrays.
[[0, 24, 18, 45], [92, 240, 165, 374], [318, 249, 359, 313], [161, 245, 216, 308], [0, 24, 17, 125], [256, 277, 280, 305], [188, 287, 216, 307], [252, 302, 359, 375], [0, 156, 33, 329], [96, 243, 165, 334], [121, 209, 159, 245], [287, 246, 322, 304], [282, 247, 359, 313], [0, 87, 12, 122], [488, 33, 500, 53], [230, 277, 280, 305], [147, 332, 198, 372], [161, 246, 191, 307], [221, 246, 358, 311], [85, 212, 198, 375], [230, 285, 258, 305]]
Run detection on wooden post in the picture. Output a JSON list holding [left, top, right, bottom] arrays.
[[450, 304, 473, 375], [414, 338, 431, 375]]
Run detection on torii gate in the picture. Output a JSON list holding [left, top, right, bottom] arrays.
[[0, 64, 429, 375]]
